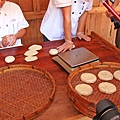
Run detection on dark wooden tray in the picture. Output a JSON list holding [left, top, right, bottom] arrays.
[[0, 64, 56, 120], [68, 62, 120, 118]]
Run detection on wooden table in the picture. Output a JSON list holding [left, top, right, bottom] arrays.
[[0, 32, 120, 120]]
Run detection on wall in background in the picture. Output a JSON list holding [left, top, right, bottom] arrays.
[[7, 0, 120, 45]]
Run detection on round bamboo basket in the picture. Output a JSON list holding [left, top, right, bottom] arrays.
[[68, 62, 120, 118], [0, 64, 56, 120]]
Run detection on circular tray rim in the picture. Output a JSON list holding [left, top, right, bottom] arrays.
[[0, 64, 56, 120], [68, 62, 120, 118]]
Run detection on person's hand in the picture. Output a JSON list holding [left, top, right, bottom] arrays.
[[57, 40, 73, 53], [0, 41, 3, 48], [2, 34, 17, 47], [77, 32, 91, 41], [106, 10, 112, 18]]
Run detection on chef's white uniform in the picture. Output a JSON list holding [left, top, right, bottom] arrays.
[[40, 0, 93, 41], [0, 1, 29, 47]]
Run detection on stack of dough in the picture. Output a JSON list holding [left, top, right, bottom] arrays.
[[24, 44, 42, 62]]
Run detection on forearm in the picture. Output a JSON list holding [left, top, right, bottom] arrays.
[[77, 11, 88, 33], [63, 16, 71, 41], [62, 6, 72, 41], [15, 28, 27, 39], [112, 0, 119, 9], [77, 11, 91, 41], [57, 6, 73, 53]]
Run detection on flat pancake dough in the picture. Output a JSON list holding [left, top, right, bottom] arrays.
[[113, 70, 120, 81], [28, 44, 42, 51], [5, 56, 15, 63], [98, 82, 116, 94], [81, 73, 97, 83], [25, 56, 38, 62], [75, 84, 93, 96], [24, 50, 38, 56], [72, 44, 75, 49], [98, 70, 113, 81], [79, 116, 92, 120], [49, 48, 58, 55]]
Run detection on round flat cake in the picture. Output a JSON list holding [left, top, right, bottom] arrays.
[[113, 70, 120, 81], [98, 70, 113, 81], [81, 73, 97, 83], [28, 44, 42, 51], [5, 56, 15, 63], [98, 82, 116, 94], [49, 48, 58, 55], [24, 50, 38, 56], [75, 84, 93, 96], [25, 56, 38, 62]]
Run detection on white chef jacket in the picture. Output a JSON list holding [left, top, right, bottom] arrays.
[[0, 1, 29, 47], [40, 0, 93, 41]]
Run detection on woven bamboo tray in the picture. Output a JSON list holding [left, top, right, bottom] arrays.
[[68, 62, 120, 118], [0, 64, 56, 120]]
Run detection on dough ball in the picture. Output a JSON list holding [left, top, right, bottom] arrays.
[[81, 73, 97, 83], [49, 48, 58, 55], [5, 56, 15, 63], [98, 82, 116, 94], [98, 70, 113, 81], [113, 70, 120, 81], [72, 44, 75, 49], [25, 56, 38, 62], [75, 84, 93, 96], [28, 44, 42, 51], [24, 50, 38, 56]]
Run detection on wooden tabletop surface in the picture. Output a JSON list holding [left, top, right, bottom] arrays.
[[0, 32, 120, 120]]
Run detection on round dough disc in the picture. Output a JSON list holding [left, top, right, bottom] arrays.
[[113, 70, 120, 81], [98, 70, 113, 81], [24, 50, 38, 56], [28, 44, 42, 51], [25, 56, 38, 62], [5, 56, 15, 63], [75, 84, 93, 96], [80, 116, 92, 120], [81, 73, 97, 83], [49, 48, 58, 55], [98, 82, 116, 94], [72, 44, 75, 49]]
